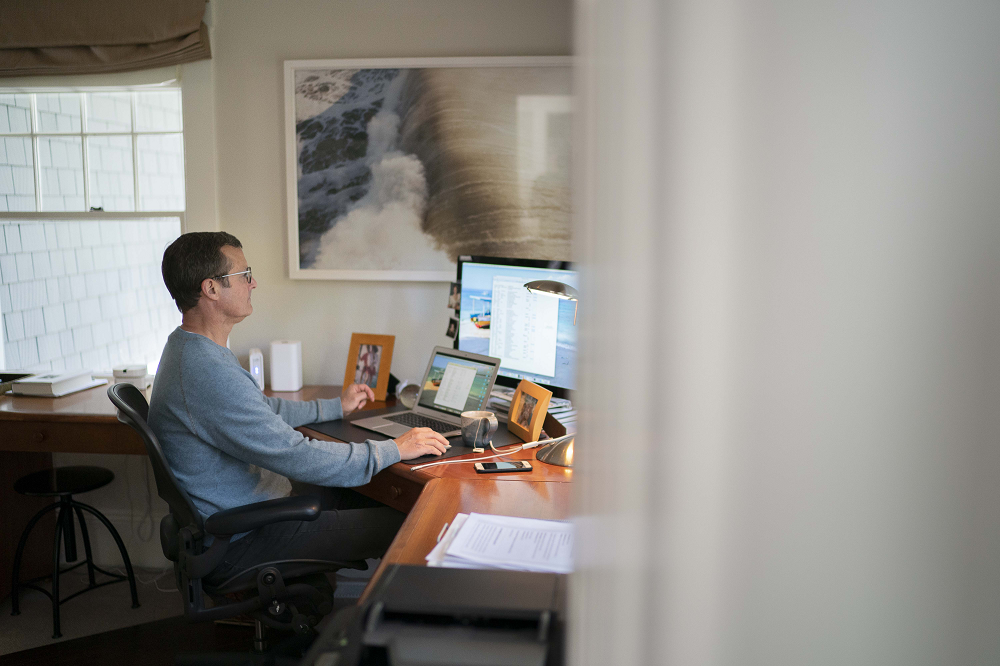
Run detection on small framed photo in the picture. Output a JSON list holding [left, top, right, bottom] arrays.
[[445, 317, 459, 339], [507, 379, 552, 442], [448, 282, 461, 310], [344, 333, 395, 401]]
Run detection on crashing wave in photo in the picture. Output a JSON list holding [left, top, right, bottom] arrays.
[[292, 65, 571, 274]]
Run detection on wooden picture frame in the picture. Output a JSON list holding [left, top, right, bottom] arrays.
[[343, 333, 395, 401], [507, 379, 552, 442]]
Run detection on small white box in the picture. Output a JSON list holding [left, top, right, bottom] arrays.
[[113, 365, 153, 391], [113, 364, 147, 379], [269, 340, 303, 391]]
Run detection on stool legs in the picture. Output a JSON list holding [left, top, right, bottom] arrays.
[[60, 497, 77, 563], [74, 505, 97, 587], [9, 497, 140, 638], [51, 507, 64, 638], [10, 502, 62, 616], [73, 501, 140, 609]]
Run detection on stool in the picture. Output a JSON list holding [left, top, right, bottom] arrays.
[[10, 466, 140, 638]]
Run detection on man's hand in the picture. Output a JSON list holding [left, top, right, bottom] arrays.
[[394, 428, 450, 460], [341, 383, 375, 415]]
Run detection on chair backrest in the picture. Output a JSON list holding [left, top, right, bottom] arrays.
[[107, 383, 205, 542]]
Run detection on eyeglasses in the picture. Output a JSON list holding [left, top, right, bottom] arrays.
[[213, 267, 252, 284]]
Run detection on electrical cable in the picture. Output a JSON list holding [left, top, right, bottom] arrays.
[[408, 434, 572, 472], [135, 457, 154, 542]]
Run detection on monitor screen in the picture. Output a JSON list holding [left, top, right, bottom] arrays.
[[455, 256, 577, 395], [417, 350, 497, 416]]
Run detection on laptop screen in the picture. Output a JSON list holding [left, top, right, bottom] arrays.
[[417, 351, 498, 417]]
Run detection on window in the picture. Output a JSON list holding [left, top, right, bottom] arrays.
[[0, 90, 185, 212], [0, 88, 184, 375]]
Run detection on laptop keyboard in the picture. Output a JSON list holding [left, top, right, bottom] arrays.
[[384, 412, 459, 434]]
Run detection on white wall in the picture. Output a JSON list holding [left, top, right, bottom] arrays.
[[205, 0, 573, 384], [572, 0, 1000, 664]]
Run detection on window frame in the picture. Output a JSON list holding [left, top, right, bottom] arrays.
[[0, 85, 186, 220]]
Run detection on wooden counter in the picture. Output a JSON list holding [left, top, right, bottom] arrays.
[[0, 384, 573, 603]]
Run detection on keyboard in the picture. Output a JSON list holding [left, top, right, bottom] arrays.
[[384, 412, 459, 434]]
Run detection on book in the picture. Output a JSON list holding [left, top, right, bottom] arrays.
[[10, 371, 107, 397]]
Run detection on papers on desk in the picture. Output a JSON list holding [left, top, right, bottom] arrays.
[[488, 387, 577, 434], [426, 513, 574, 574]]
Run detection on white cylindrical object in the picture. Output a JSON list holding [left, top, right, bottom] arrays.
[[269, 340, 302, 391], [248, 348, 265, 391], [113, 364, 153, 391], [113, 364, 147, 379]]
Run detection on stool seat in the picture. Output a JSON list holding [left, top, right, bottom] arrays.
[[13, 466, 114, 497]]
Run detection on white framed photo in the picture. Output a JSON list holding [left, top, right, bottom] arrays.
[[284, 56, 572, 281]]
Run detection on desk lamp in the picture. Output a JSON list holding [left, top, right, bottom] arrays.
[[524, 280, 579, 325], [535, 433, 574, 467], [522, 279, 579, 467]]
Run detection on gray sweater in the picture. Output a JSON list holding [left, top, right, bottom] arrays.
[[148, 327, 401, 521]]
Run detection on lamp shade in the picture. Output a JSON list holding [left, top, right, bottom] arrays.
[[524, 280, 579, 301]]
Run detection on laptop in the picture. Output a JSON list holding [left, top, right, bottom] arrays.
[[353, 347, 502, 439]]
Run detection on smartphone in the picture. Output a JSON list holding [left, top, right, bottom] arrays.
[[474, 461, 532, 474]]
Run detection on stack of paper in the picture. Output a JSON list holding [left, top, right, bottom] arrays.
[[487, 387, 515, 415], [426, 512, 574, 574], [487, 387, 577, 435]]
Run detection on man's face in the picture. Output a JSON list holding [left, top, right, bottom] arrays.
[[217, 245, 256, 321]]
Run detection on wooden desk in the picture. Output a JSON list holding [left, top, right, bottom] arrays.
[[0, 383, 144, 455], [0, 384, 573, 602]]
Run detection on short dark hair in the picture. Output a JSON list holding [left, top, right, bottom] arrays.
[[162, 232, 243, 313]]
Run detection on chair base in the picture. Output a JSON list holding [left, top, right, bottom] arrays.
[[9, 496, 140, 638], [175, 627, 316, 666]]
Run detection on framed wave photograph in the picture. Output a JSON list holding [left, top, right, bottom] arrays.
[[283, 56, 572, 281]]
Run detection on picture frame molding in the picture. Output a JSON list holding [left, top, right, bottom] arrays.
[[283, 56, 572, 282], [507, 379, 552, 442], [343, 333, 396, 401]]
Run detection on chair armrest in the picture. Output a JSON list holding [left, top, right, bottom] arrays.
[[204, 495, 322, 537]]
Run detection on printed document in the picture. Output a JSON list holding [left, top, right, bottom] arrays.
[[433, 362, 477, 411], [426, 513, 573, 574]]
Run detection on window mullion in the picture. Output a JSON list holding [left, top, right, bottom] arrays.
[[80, 93, 91, 211], [131, 92, 140, 211], [30, 94, 42, 212]]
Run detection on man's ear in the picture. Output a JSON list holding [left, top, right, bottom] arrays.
[[200, 278, 221, 302]]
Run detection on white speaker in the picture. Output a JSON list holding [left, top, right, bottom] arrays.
[[269, 340, 303, 391], [248, 348, 264, 391]]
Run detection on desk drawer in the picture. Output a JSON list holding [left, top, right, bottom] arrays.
[[357, 470, 424, 513], [1, 420, 145, 455]]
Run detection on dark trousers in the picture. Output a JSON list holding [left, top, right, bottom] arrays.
[[205, 485, 406, 587]]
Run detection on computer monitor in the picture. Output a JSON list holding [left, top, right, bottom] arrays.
[[455, 256, 578, 398]]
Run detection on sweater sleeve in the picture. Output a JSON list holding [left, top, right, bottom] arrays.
[[264, 394, 344, 427], [180, 345, 400, 487]]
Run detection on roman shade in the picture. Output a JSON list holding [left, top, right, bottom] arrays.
[[0, 0, 211, 77]]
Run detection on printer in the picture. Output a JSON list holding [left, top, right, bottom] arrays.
[[301, 565, 567, 666]]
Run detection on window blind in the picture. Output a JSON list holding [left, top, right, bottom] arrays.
[[0, 0, 210, 77]]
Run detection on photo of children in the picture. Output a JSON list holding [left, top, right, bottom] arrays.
[[515, 393, 538, 429], [354, 344, 382, 389]]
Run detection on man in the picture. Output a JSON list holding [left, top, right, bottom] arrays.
[[148, 231, 449, 588]]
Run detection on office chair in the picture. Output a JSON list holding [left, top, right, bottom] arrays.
[[107, 383, 366, 658]]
